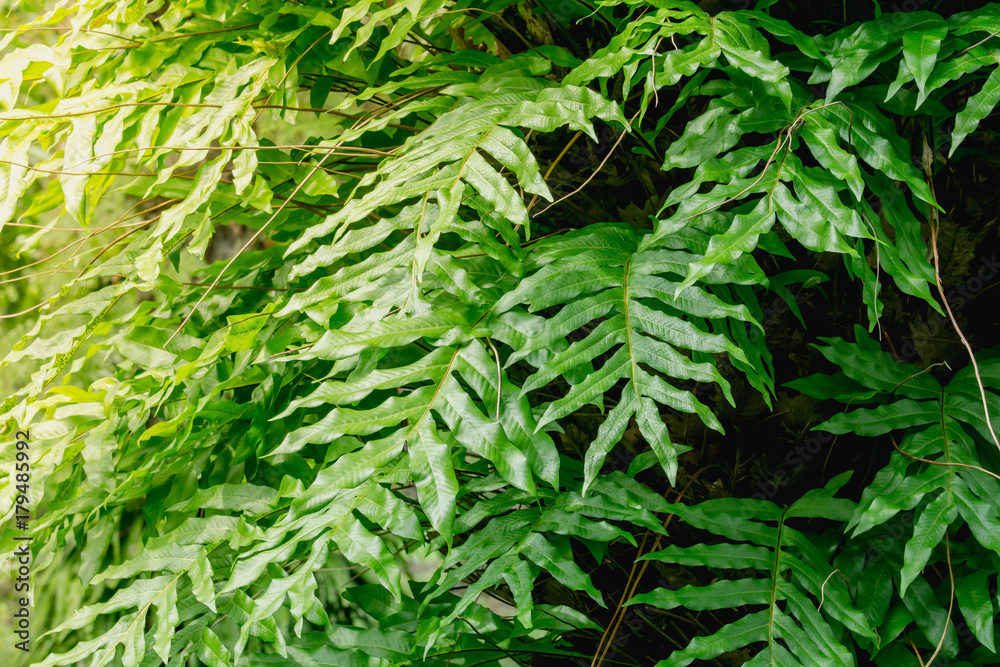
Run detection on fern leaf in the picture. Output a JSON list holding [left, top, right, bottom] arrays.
[[635, 479, 863, 665], [950, 64, 1000, 156], [499, 225, 748, 491]]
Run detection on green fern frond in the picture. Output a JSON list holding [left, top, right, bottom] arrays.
[[496, 224, 757, 491], [789, 327, 1000, 658], [630, 474, 866, 666]]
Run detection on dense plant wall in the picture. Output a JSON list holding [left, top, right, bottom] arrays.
[[2, 1, 1000, 666]]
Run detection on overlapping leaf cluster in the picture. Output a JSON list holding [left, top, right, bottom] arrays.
[[786, 328, 1000, 666], [0, 1, 999, 666]]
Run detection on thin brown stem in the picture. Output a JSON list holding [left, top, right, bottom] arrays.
[[538, 112, 640, 218], [527, 130, 583, 212], [592, 466, 710, 667], [181, 282, 305, 292], [921, 133, 1000, 451], [890, 436, 1000, 483], [923, 533, 954, 667]]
